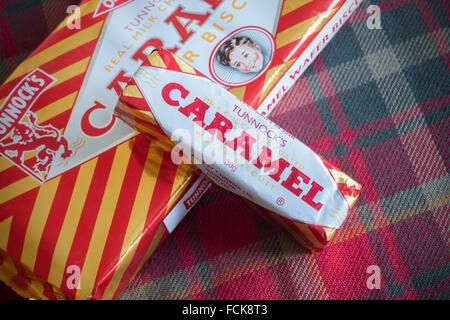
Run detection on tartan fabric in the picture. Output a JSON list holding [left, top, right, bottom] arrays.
[[0, 0, 449, 300]]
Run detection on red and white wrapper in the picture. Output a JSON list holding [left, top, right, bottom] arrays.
[[117, 50, 361, 232]]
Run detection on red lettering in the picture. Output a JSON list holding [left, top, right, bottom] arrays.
[[165, 6, 211, 43], [81, 101, 116, 137], [158, 81, 327, 212], [0, 69, 55, 140], [252, 146, 272, 170], [178, 98, 209, 127], [107, 70, 132, 97], [132, 38, 180, 62], [203, 0, 223, 9], [226, 131, 256, 162], [204, 112, 233, 142], [281, 166, 310, 197], [252, 146, 290, 182], [268, 157, 290, 182], [162, 82, 190, 106], [301, 181, 324, 211], [132, 38, 164, 62]]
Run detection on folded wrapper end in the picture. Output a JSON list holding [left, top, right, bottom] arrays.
[[115, 49, 362, 252], [245, 158, 362, 252]]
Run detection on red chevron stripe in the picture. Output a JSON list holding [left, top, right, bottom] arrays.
[[115, 110, 170, 149], [115, 107, 162, 134], [115, 107, 144, 128], [121, 94, 152, 113], [113, 227, 170, 300], [258, 3, 349, 111], [0, 164, 28, 189], [156, 50, 183, 72], [246, 43, 304, 106], [336, 182, 361, 198], [304, 223, 329, 247], [143, 50, 210, 80], [35, 39, 98, 76], [30, 12, 105, 58], [108, 150, 178, 299], [241, 73, 268, 108], [104, 171, 202, 299], [278, 215, 321, 250], [32, 167, 80, 282], [90, 135, 151, 299], [60, 147, 117, 298], [0, 187, 39, 261], [33, 73, 86, 114], [0, 155, 45, 188], [277, 0, 344, 33], [36, 39, 98, 76], [321, 157, 361, 206], [121, 80, 151, 111], [39, 107, 75, 133], [233, 30, 323, 109], [274, 30, 320, 65], [271, 40, 302, 65], [0, 39, 97, 103]]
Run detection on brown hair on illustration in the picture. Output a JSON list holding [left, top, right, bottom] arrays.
[[217, 36, 255, 66]]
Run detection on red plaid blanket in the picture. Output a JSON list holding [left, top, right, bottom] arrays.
[[0, 0, 448, 300]]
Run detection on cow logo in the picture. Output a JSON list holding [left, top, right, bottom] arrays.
[[93, 0, 136, 18], [0, 112, 74, 182]]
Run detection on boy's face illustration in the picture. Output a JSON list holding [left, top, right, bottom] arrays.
[[228, 41, 263, 73]]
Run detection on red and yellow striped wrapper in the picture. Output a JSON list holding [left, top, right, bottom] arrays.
[[0, 132, 198, 300], [0, 0, 360, 299], [0, 1, 200, 300], [116, 49, 361, 252], [0, 133, 198, 300], [224, 0, 357, 114]]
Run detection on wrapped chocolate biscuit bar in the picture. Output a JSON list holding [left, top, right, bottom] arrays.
[[0, 0, 361, 299], [117, 50, 361, 248]]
